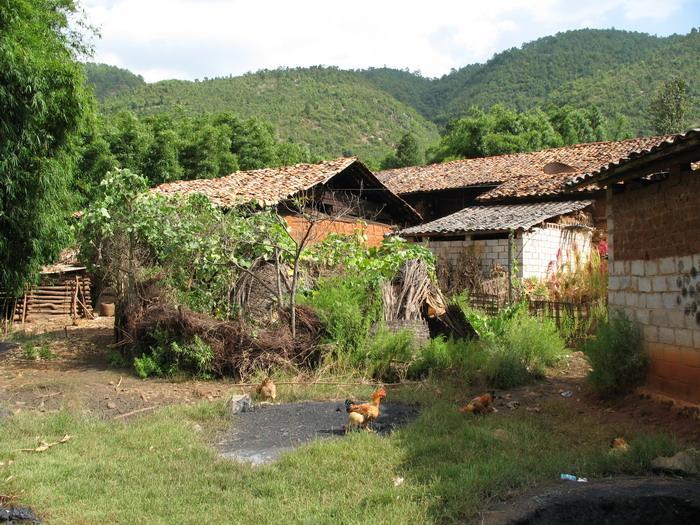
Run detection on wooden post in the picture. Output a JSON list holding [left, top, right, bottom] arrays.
[[507, 230, 513, 305]]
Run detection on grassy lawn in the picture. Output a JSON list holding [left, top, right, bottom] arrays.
[[0, 385, 681, 524]]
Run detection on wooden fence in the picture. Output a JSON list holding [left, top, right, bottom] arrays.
[[469, 294, 600, 330]]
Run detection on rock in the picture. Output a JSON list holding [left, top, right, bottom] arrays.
[[506, 401, 520, 410], [230, 394, 252, 415], [192, 423, 203, 433], [651, 450, 699, 475], [106, 401, 116, 410]]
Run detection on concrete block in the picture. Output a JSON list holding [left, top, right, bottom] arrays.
[[619, 275, 632, 290], [659, 257, 676, 275], [609, 276, 621, 291], [652, 277, 667, 292], [609, 292, 624, 307], [631, 260, 645, 276], [644, 325, 659, 343], [638, 278, 652, 293], [636, 309, 651, 325], [645, 260, 659, 276], [668, 310, 687, 329], [676, 329, 694, 347], [678, 256, 693, 274], [646, 293, 662, 309], [693, 253, 700, 271], [230, 394, 252, 414], [651, 309, 668, 327], [613, 261, 624, 275], [667, 276, 680, 292], [625, 292, 638, 307], [662, 293, 679, 309], [659, 327, 675, 345]]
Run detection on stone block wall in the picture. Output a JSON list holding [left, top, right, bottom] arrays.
[[426, 237, 520, 276], [521, 224, 593, 279], [608, 170, 700, 404]]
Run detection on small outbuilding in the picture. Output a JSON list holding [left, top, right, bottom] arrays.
[[570, 129, 700, 404], [399, 200, 594, 290]]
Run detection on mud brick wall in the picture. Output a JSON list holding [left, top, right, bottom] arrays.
[[608, 171, 700, 403], [284, 215, 391, 247]]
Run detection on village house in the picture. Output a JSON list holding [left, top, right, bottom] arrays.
[[379, 137, 675, 283], [569, 129, 700, 404], [153, 157, 421, 246]]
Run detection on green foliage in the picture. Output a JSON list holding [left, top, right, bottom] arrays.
[[650, 77, 690, 134], [583, 311, 647, 397], [23, 344, 38, 361], [410, 336, 485, 382], [380, 132, 422, 169], [38, 343, 55, 360], [364, 328, 415, 381], [84, 62, 145, 100], [134, 332, 214, 378], [0, 0, 93, 293], [430, 104, 609, 162]]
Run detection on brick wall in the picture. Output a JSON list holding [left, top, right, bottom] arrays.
[[611, 171, 700, 261], [284, 215, 391, 247], [608, 171, 700, 403], [521, 224, 592, 279]]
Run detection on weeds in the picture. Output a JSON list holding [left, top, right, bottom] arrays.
[[23, 344, 38, 360], [133, 332, 214, 379], [583, 310, 647, 397], [38, 344, 55, 360]]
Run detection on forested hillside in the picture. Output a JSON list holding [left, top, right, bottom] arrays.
[[97, 67, 440, 163], [85, 63, 145, 100], [88, 28, 700, 164]]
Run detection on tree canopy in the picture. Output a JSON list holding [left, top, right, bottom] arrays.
[[0, 0, 92, 292]]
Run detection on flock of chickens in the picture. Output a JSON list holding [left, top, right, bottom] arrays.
[[255, 377, 496, 433]]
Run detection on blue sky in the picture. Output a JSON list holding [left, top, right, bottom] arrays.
[[82, 0, 700, 82]]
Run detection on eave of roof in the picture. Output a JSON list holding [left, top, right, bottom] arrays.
[[568, 129, 700, 188], [398, 200, 593, 237]]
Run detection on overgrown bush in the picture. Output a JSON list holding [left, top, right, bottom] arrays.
[[133, 331, 214, 379], [410, 336, 485, 382], [583, 311, 647, 397]]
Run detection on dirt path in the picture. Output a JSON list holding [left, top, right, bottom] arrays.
[[0, 317, 238, 419]]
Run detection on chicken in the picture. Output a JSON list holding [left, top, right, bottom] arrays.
[[345, 386, 387, 432], [459, 391, 496, 415], [256, 377, 277, 403], [610, 437, 630, 454]]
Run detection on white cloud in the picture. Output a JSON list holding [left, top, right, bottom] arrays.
[[81, 0, 690, 82]]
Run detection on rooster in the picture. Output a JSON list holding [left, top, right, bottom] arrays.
[[256, 377, 277, 403], [345, 387, 387, 432], [459, 391, 496, 415]]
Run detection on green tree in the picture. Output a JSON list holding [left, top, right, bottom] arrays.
[[381, 132, 422, 169], [0, 0, 92, 293], [649, 77, 689, 134]]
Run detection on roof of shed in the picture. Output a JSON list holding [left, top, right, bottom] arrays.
[[153, 157, 358, 207], [399, 200, 593, 237], [152, 157, 421, 222], [378, 136, 674, 200]]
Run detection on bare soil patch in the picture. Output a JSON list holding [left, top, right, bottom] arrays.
[[0, 317, 237, 419]]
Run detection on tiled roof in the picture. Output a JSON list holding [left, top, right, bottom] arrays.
[[569, 129, 700, 188], [399, 200, 593, 237], [378, 136, 675, 200], [153, 157, 358, 207]]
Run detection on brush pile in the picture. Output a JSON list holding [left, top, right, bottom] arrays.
[[119, 280, 322, 377], [382, 259, 475, 339]]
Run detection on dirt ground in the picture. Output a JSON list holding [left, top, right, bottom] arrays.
[[0, 316, 239, 420], [1, 315, 699, 442]]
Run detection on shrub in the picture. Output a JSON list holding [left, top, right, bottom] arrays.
[[364, 328, 415, 380], [38, 344, 55, 360], [410, 336, 485, 382], [502, 310, 566, 377], [483, 343, 531, 389], [23, 344, 38, 360], [583, 311, 647, 397], [133, 332, 214, 379]]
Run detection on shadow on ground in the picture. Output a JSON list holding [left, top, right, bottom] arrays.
[[218, 401, 419, 465]]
